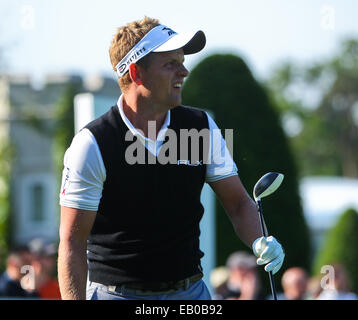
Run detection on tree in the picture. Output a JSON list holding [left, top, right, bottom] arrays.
[[0, 49, 12, 268], [312, 39, 358, 177], [182, 54, 311, 292], [0, 141, 13, 269], [313, 208, 358, 294], [53, 82, 81, 197], [266, 38, 358, 178]]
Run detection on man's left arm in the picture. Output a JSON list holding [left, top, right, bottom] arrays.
[[209, 175, 285, 274], [209, 175, 261, 247]]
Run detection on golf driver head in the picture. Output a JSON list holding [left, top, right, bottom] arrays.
[[253, 172, 284, 201]]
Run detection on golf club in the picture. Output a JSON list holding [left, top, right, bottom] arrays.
[[253, 172, 284, 300]]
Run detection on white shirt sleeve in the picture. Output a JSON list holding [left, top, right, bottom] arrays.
[[205, 112, 238, 182], [59, 128, 106, 211]]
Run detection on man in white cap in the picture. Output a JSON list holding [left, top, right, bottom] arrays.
[[214, 251, 264, 300], [58, 16, 285, 300]]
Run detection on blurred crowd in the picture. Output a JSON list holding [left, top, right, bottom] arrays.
[[210, 251, 358, 300], [0, 238, 61, 300], [1, 243, 357, 300]]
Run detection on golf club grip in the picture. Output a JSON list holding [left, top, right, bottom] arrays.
[[257, 199, 278, 300]]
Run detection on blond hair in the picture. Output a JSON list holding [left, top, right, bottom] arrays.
[[109, 16, 160, 91]]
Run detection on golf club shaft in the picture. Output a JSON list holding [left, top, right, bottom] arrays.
[[257, 199, 278, 300], [257, 200, 267, 237]]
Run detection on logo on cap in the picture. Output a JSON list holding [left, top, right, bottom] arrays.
[[162, 27, 176, 36], [118, 63, 127, 73]]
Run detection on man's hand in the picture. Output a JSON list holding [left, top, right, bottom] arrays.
[[252, 236, 284, 275]]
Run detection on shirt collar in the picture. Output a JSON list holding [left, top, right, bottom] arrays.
[[117, 94, 171, 143]]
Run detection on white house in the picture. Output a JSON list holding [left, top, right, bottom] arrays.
[[0, 74, 119, 246]]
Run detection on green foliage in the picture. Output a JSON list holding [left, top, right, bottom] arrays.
[[23, 109, 54, 136], [313, 208, 358, 293], [182, 54, 311, 292], [266, 38, 358, 178], [0, 141, 13, 270], [53, 83, 81, 209]]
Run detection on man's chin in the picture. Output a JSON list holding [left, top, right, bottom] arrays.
[[170, 97, 182, 108], [162, 97, 182, 110]]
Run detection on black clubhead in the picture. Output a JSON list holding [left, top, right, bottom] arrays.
[[253, 172, 284, 200]]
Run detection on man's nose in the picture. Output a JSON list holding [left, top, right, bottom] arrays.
[[178, 64, 189, 78]]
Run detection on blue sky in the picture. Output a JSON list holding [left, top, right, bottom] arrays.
[[1, 0, 357, 86]]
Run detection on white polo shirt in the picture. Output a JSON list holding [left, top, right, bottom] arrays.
[[59, 95, 238, 211]]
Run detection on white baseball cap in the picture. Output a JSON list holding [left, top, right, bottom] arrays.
[[115, 24, 206, 78]]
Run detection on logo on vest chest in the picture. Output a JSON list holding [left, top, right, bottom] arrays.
[[177, 160, 203, 166]]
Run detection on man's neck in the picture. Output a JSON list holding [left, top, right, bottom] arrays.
[[122, 94, 168, 139]]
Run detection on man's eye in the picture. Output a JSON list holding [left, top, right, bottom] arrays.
[[165, 60, 184, 68]]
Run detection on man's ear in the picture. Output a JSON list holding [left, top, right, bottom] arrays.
[[129, 63, 143, 85]]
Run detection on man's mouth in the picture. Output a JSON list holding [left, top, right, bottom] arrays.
[[173, 82, 182, 89]]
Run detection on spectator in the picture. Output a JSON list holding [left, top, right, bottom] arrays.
[[277, 267, 309, 300], [316, 263, 358, 300], [306, 275, 323, 300], [215, 251, 264, 300], [28, 238, 61, 300], [0, 248, 39, 298], [210, 266, 229, 296]]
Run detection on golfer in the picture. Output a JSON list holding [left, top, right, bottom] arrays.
[[58, 16, 284, 300]]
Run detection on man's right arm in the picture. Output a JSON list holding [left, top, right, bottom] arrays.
[[58, 206, 97, 300], [57, 129, 105, 299]]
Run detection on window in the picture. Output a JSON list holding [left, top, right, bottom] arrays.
[[15, 173, 57, 244], [30, 183, 44, 222]]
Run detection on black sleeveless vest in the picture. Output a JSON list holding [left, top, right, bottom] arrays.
[[85, 105, 209, 285]]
